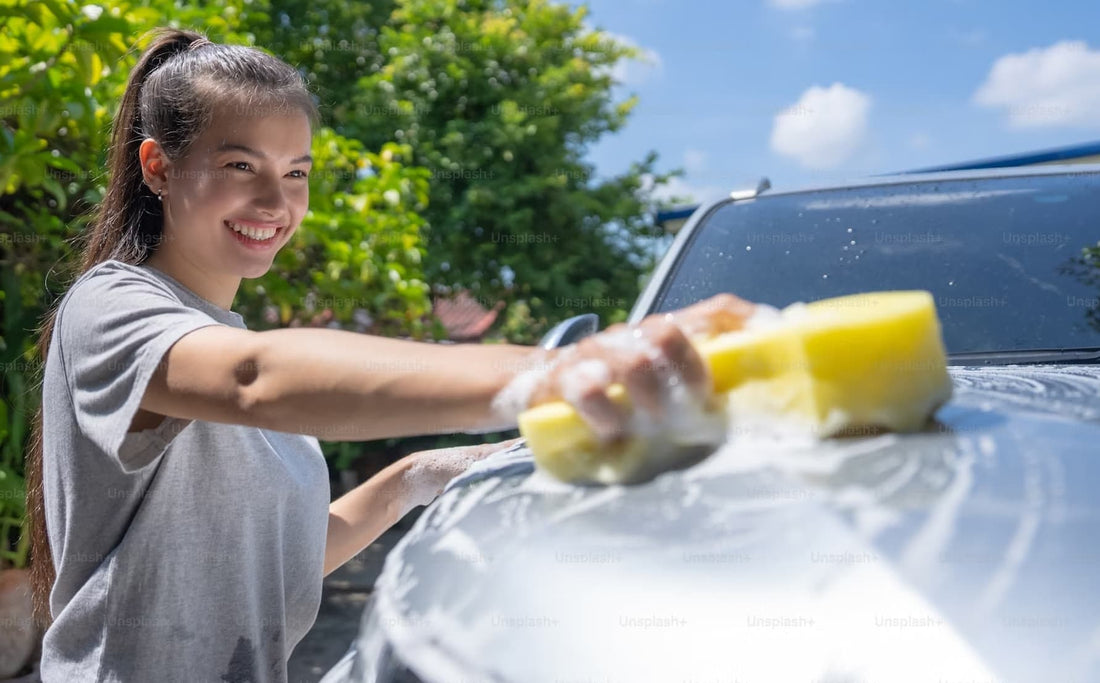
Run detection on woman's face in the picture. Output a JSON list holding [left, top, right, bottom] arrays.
[[153, 103, 313, 280]]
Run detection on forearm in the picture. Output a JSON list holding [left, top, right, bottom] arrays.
[[323, 437, 522, 576], [241, 328, 546, 441], [324, 456, 420, 577]]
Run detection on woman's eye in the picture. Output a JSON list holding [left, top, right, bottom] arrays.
[[225, 161, 307, 178]]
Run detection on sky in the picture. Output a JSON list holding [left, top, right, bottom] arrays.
[[573, 0, 1100, 206]]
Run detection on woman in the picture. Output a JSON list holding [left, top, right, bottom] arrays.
[[24, 27, 754, 682]]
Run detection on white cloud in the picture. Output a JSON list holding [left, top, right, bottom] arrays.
[[682, 149, 708, 174], [770, 83, 872, 169], [642, 174, 728, 206], [603, 31, 663, 86], [973, 40, 1100, 128], [768, 0, 826, 9]]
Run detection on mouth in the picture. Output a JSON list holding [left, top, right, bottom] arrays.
[[225, 219, 285, 245]]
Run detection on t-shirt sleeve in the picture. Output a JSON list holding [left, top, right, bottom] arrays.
[[57, 265, 227, 473]]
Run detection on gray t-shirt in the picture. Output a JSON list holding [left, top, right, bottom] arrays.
[[40, 259, 331, 682]]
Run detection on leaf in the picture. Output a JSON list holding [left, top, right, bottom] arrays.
[[75, 14, 132, 43], [0, 469, 24, 515], [38, 0, 73, 23], [41, 176, 67, 210], [74, 43, 104, 87], [46, 155, 81, 174]]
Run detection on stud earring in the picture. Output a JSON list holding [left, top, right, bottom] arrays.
[[157, 188, 163, 201]]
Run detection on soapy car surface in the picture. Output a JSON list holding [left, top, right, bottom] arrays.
[[357, 364, 1100, 683]]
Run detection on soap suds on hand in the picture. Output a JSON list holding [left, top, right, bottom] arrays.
[[483, 352, 562, 431], [400, 445, 506, 516]]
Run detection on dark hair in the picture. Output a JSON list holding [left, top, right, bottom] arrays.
[[24, 27, 320, 632]]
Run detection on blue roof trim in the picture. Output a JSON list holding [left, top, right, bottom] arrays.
[[655, 206, 698, 223], [893, 140, 1100, 174]]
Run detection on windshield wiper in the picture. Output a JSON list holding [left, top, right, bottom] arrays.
[[948, 347, 1100, 365]]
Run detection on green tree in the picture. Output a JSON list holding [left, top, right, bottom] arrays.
[[245, 0, 395, 125], [1060, 244, 1100, 333], [247, 0, 681, 343]]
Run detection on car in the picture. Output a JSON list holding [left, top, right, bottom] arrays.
[[320, 162, 1100, 683]]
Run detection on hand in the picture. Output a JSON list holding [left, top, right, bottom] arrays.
[[401, 437, 524, 511], [522, 293, 756, 441]]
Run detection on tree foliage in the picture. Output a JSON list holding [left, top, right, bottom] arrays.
[[249, 0, 681, 342]]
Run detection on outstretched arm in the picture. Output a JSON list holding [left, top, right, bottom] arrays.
[[240, 329, 548, 441], [143, 293, 754, 443]]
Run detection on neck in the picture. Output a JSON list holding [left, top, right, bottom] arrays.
[[143, 250, 240, 311]]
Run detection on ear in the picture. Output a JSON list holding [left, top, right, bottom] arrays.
[[138, 138, 171, 192]]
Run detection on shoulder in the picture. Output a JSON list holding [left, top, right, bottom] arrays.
[[54, 260, 206, 346], [60, 259, 178, 311], [70, 258, 165, 289]]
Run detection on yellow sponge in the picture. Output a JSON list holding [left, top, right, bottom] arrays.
[[518, 291, 952, 485]]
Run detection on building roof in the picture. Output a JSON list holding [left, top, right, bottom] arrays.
[[432, 290, 505, 341], [895, 140, 1100, 174]]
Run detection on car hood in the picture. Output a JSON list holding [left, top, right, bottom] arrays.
[[353, 364, 1100, 683]]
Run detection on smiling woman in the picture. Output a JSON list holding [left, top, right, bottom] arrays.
[[23, 26, 756, 683], [24, 29, 333, 683]]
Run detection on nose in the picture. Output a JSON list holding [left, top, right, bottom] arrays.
[[253, 173, 288, 218]]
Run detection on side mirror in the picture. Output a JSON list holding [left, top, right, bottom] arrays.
[[538, 313, 600, 350]]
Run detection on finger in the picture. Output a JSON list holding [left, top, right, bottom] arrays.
[[557, 358, 629, 441], [643, 320, 712, 403], [621, 349, 667, 419], [700, 292, 755, 321], [666, 293, 756, 337], [575, 388, 630, 442], [590, 324, 672, 418], [703, 293, 755, 333], [678, 346, 712, 402]]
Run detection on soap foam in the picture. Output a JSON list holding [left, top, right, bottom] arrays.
[[483, 349, 565, 431], [744, 302, 785, 330]]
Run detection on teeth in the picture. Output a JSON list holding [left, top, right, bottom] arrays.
[[227, 220, 278, 241]]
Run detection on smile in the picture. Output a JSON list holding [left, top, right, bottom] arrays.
[[225, 220, 282, 242]]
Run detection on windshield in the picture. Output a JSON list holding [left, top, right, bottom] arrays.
[[651, 171, 1100, 356]]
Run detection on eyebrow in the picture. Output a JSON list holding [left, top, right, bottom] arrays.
[[215, 142, 312, 164]]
